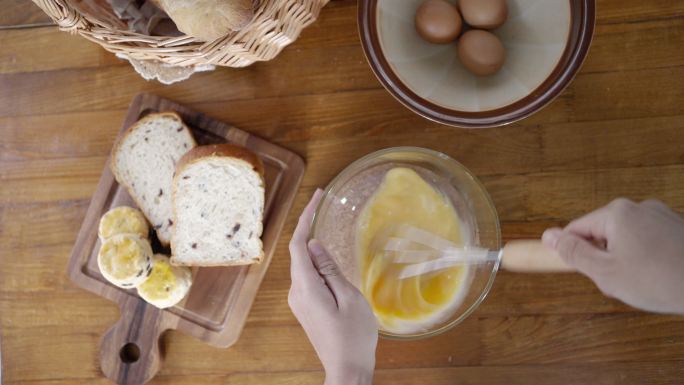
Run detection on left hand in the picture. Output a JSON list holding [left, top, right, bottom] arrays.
[[288, 189, 378, 385]]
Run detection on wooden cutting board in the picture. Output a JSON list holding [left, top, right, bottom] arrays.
[[67, 93, 305, 385]]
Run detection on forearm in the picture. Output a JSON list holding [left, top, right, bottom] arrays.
[[324, 367, 374, 385]]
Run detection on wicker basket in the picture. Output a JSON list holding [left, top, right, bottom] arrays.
[[32, 0, 328, 75]]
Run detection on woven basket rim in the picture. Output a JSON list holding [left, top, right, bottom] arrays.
[[32, 0, 329, 67]]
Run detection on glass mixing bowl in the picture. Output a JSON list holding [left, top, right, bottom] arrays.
[[310, 147, 501, 339]]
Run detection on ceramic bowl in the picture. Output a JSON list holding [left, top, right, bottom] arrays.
[[358, 0, 595, 128]]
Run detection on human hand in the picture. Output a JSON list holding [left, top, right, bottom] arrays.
[[542, 198, 684, 314], [288, 189, 378, 385]]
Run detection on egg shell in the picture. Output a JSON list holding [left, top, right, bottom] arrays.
[[415, 0, 463, 44], [457, 29, 506, 76], [459, 0, 508, 29]]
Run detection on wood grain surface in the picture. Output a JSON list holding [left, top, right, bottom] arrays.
[[2, 0, 684, 384], [0, 0, 53, 28]]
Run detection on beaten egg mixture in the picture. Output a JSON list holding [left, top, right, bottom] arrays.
[[355, 167, 470, 333]]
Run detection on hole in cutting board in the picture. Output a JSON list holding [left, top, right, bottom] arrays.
[[120, 343, 140, 364]]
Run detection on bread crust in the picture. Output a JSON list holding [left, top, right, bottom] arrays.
[[155, 0, 255, 41], [170, 144, 265, 266], [170, 257, 262, 267], [110, 112, 197, 246], [174, 143, 265, 179]]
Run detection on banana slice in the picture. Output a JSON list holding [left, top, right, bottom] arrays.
[[98, 234, 153, 289], [98, 206, 149, 242], [137, 254, 192, 309]]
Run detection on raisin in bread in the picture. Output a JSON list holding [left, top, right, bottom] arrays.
[[111, 112, 196, 245], [171, 144, 265, 266]]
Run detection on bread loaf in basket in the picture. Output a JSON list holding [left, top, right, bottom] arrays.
[[31, 0, 329, 81]]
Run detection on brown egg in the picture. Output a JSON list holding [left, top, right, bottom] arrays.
[[415, 0, 463, 44], [457, 29, 506, 76], [459, 0, 508, 29]]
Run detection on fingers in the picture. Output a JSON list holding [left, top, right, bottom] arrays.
[[564, 205, 612, 241], [542, 228, 611, 278], [308, 239, 356, 307], [289, 189, 339, 315], [640, 199, 679, 218], [289, 189, 325, 281]]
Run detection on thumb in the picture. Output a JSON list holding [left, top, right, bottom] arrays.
[[542, 228, 611, 278], [307, 239, 355, 305]]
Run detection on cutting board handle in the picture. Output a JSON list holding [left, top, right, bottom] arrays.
[[99, 296, 169, 385]]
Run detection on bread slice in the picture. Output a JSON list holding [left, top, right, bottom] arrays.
[[111, 112, 196, 245], [171, 144, 265, 266]]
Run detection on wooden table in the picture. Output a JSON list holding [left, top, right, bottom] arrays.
[[1, 1, 683, 384]]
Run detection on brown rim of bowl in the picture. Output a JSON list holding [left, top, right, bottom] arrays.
[[358, 0, 596, 128]]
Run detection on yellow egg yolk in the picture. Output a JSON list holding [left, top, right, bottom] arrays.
[[100, 237, 145, 280], [101, 207, 147, 239], [138, 259, 177, 301], [355, 167, 468, 331]]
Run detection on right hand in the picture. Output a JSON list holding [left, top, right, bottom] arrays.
[[542, 198, 684, 314]]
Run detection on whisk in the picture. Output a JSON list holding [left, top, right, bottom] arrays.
[[376, 225, 574, 279]]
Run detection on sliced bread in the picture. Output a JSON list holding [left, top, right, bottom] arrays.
[[171, 144, 265, 266], [111, 112, 197, 245]]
